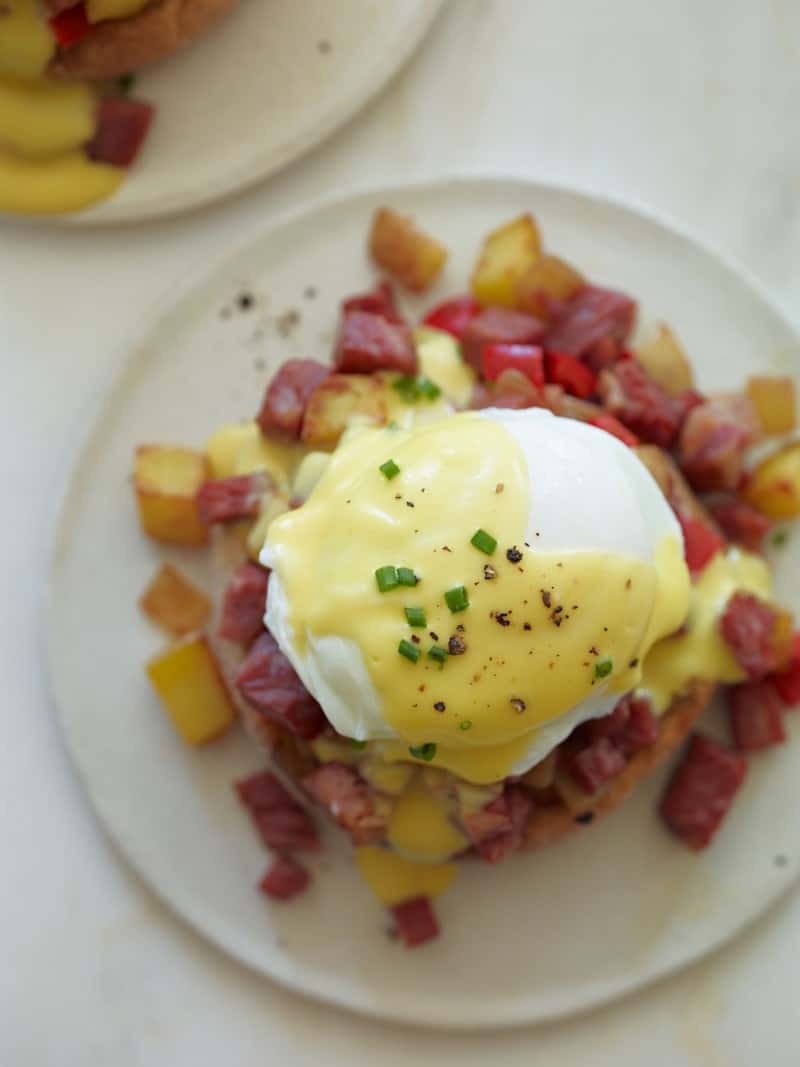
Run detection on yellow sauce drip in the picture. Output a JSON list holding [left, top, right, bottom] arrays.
[[387, 780, 469, 862], [356, 846, 457, 906], [413, 327, 476, 407]]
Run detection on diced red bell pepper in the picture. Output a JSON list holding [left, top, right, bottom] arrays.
[[461, 306, 545, 373], [567, 736, 627, 794], [729, 682, 786, 751], [259, 855, 311, 901], [588, 412, 640, 447], [86, 97, 155, 168], [422, 296, 480, 339], [391, 896, 440, 948], [771, 633, 800, 706], [342, 281, 401, 323], [545, 351, 597, 399], [481, 343, 545, 386], [49, 3, 91, 46], [676, 513, 725, 575], [660, 733, 747, 850]]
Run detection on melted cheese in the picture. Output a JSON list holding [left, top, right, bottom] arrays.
[[356, 846, 457, 906], [640, 548, 772, 711], [87, 0, 150, 22]]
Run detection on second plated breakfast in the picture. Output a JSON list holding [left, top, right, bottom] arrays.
[[134, 208, 800, 947]]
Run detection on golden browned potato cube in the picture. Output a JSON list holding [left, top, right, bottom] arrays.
[[134, 445, 209, 546], [635, 324, 694, 397], [746, 376, 796, 436], [368, 207, 448, 292], [741, 441, 800, 519], [300, 374, 387, 449], [471, 213, 543, 307], [146, 635, 235, 745], [515, 254, 584, 319], [139, 563, 211, 637]]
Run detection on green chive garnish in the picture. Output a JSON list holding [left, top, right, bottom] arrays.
[[380, 458, 400, 480], [409, 742, 437, 762], [351, 739, 368, 751], [397, 566, 418, 587], [427, 645, 448, 666], [459, 720, 472, 731], [470, 528, 497, 555], [594, 657, 613, 679], [405, 606, 427, 628], [375, 565, 399, 592], [393, 376, 420, 403], [417, 377, 442, 401], [445, 585, 469, 613], [773, 529, 788, 548], [398, 639, 420, 663], [387, 420, 400, 430], [117, 72, 136, 95]]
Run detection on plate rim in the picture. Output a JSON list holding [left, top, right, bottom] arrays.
[[43, 174, 800, 1029]]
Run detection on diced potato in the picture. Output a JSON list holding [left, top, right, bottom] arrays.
[[139, 563, 211, 637], [635, 324, 693, 397], [146, 635, 235, 745], [515, 254, 584, 319], [471, 214, 543, 308], [368, 207, 447, 292], [134, 445, 209, 546], [741, 441, 800, 519], [310, 736, 361, 765], [519, 750, 558, 790], [746, 376, 796, 436], [300, 374, 387, 448], [205, 421, 258, 479]]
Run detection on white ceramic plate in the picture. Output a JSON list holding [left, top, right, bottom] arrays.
[[68, 0, 444, 223], [46, 178, 800, 1027]]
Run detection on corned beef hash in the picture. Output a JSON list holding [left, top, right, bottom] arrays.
[[135, 208, 800, 948]]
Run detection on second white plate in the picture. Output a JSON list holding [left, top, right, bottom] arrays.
[[46, 178, 800, 1027]]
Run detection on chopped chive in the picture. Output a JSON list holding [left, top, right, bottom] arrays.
[[350, 739, 368, 751], [375, 565, 399, 592], [417, 376, 442, 401], [116, 72, 136, 95], [393, 376, 420, 403], [470, 528, 497, 555], [397, 566, 418, 587], [594, 657, 613, 679], [405, 606, 427, 628], [459, 720, 472, 731], [773, 529, 788, 548], [387, 420, 400, 430], [445, 585, 469, 613], [427, 645, 448, 665], [379, 458, 400, 480], [398, 639, 420, 663], [409, 742, 437, 761]]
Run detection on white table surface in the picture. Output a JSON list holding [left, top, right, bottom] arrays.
[[3, 1, 799, 1063]]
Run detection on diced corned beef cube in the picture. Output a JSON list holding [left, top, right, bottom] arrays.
[[567, 736, 627, 795], [678, 395, 761, 492], [720, 592, 793, 681], [616, 697, 659, 756], [706, 496, 771, 552], [236, 770, 320, 852], [86, 98, 155, 168], [197, 473, 267, 524], [259, 855, 311, 900], [675, 512, 726, 575], [543, 286, 636, 363], [235, 631, 326, 739], [545, 351, 597, 399], [587, 412, 640, 447], [334, 310, 416, 375], [256, 359, 331, 440], [391, 896, 440, 947], [218, 562, 269, 647], [475, 786, 532, 863], [586, 697, 631, 742], [460, 306, 545, 374], [729, 682, 786, 751], [422, 295, 480, 339], [302, 762, 387, 844], [772, 633, 800, 706], [462, 806, 513, 844], [597, 359, 685, 447], [342, 280, 401, 322], [660, 734, 747, 849]]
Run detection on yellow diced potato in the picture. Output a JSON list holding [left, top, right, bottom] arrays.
[[134, 445, 209, 546], [635, 324, 693, 397], [300, 374, 387, 448], [368, 207, 448, 292], [746, 376, 796, 436], [741, 441, 800, 519], [0, 1, 55, 81], [471, 213, 543, 307], [146, 635, 235, 745], [205, 421, 258, 478], [515, 254, 584, 319], [0, 78, 95, 158], [139, 563, 211, 637]]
